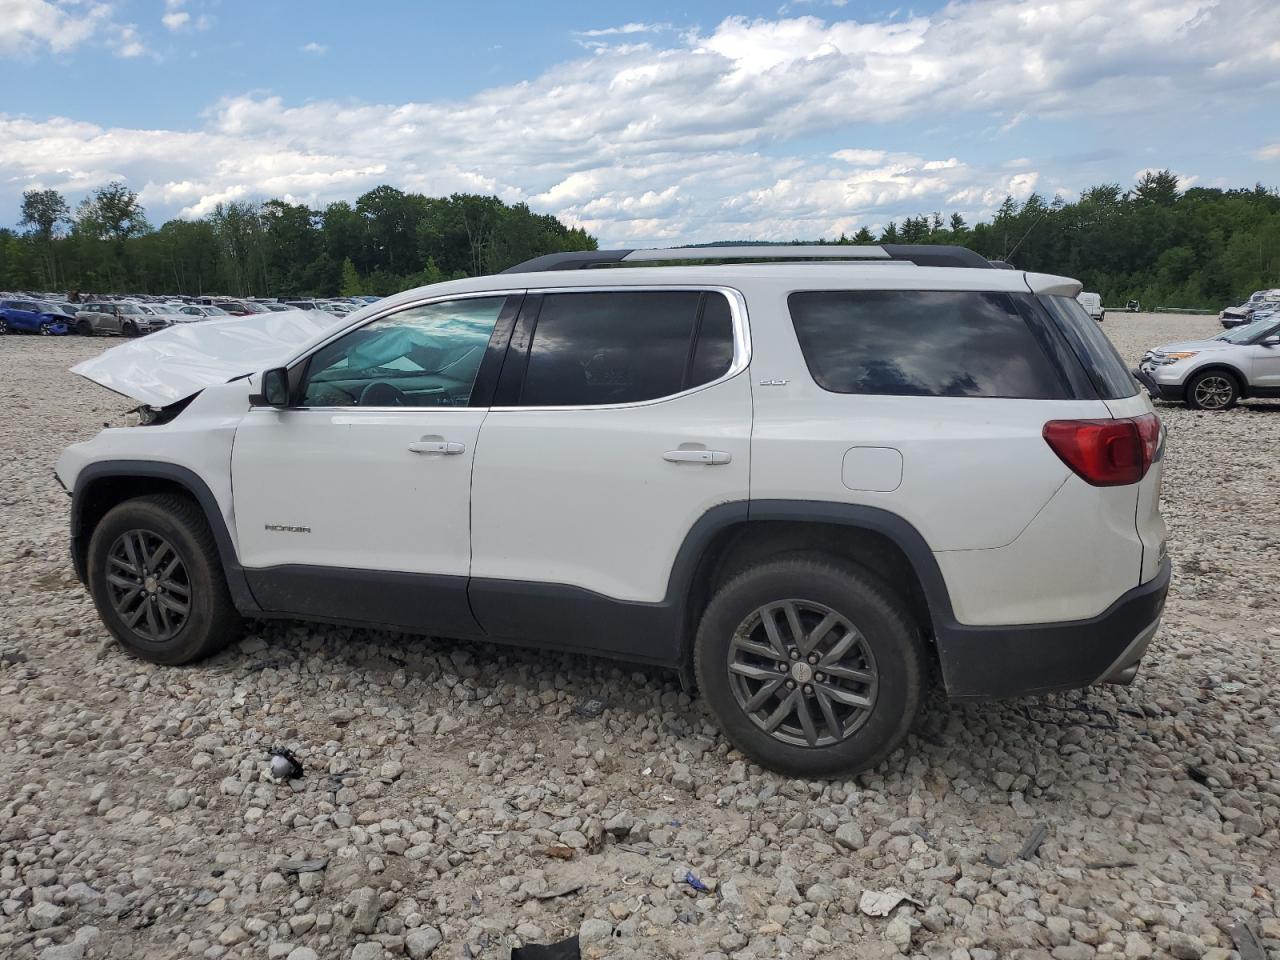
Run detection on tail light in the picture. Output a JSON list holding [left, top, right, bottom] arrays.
[[1042, 413, 1161, 486]]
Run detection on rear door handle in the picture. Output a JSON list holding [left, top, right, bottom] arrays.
[[664, 449, 732, 465], [408, 440, 465, 455]]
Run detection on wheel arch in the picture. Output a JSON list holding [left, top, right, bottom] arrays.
[[1188, 363, 1248, 397], [670, 500, 955, 687], [71, 461, 258, 612]]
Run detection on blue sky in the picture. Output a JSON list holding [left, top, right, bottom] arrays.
[[3, 0, 1279, 245]]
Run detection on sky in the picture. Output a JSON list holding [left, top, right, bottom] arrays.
[[2, 0, 1279, 247]]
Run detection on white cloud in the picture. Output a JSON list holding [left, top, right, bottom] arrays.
[[0, 0, 149, 57], [2, 0, 1278, 243], [300, 41, 327, 55], [0, 0, 111, 54], [576, 23, 670, 37], [162, 11, 188, 30], [1258, 143, 1280, 161]]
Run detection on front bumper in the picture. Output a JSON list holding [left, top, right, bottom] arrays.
[[1132, 366, 1184, 402], [936, 557, 1172, 699]]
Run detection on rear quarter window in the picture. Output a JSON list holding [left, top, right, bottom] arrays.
[[788, 290, 1070, 399], [1040, 295, 1138, 399]]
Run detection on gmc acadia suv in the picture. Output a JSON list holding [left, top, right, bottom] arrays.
[[56, 245, 1170, 777]]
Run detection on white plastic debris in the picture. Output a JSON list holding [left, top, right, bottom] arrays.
[[859, 887, 922, 917]]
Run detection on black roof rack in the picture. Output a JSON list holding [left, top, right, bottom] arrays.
[[502, 243, 996, 274]]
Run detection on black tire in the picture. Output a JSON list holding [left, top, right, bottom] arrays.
[[694, 554, 926, 778], [0, 318, 8, 334], [87, 494, 241, 665], [39, 322, 53, 336], [76, 319, 93, 336], [1185, 369, 1238, 411], [122, 321, 138, 337]]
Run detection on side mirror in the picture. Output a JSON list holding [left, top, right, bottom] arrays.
[[1262, 336, 1280, 347], [249, 367, 291, 407]]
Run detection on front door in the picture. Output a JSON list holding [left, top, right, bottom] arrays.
[[230, 293, 519, 636], [1245, 320, 1280, 389]]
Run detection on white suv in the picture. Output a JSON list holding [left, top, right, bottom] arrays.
[[56, 245, 1170, 777]]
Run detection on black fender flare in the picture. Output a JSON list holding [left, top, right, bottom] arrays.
[[663, 499, 960, 689], [70, 460, 259, 612]]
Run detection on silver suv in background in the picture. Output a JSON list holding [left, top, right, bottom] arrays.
[[1135, 314, 1280, 409], [74, 301, 170, 337]]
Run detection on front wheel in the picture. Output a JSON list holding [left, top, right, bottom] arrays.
[[87, 494, 242, 665], [76, 319, 93, 336], [694, 555, 926, 778], [0, 318, 8, 334], [1186, 370, 1238, 410], [122, 321, 139, 337], [39, 322, 53, 336]]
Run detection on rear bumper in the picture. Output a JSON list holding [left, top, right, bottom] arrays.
[[1132, 367, 1184, 402], [937, 557, 1171, 699]]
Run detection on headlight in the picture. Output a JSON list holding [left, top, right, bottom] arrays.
[[1164, 351, 1198, 362]]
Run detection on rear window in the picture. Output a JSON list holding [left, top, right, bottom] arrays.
[[1040, 295, 1138, 399], [788, 290, 1069, 399]]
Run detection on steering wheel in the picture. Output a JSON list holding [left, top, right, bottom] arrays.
[[358, 381, 410, 407]]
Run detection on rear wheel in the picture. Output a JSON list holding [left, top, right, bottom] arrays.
[[87, 494, 241, 665], [76, 319, 93, 336], [1186, 370, 1238, 410], [695, 555, 926, 778]]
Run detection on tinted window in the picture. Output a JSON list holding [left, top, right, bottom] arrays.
[[301, 297, 506, 407], [520, 291, 735, 406], [1041, 295, 1138, 399], [789, 290, 1069, 399], [688, 293, 735, 387]]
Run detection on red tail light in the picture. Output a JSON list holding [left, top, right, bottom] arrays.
[[1043, 413, 1161, 486]]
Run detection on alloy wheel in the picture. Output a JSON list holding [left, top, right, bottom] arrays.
[[1193, 375, 1233, 409], [727, 599, 879, 748], [105, 530, 192, 643]]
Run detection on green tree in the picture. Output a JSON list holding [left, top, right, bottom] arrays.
[[340, 257, 364, 296]]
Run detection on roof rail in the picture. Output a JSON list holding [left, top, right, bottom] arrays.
[[502, 243, 996, 274]]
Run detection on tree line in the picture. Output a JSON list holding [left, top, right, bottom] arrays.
[[835, 171, 1280, 309], [2, 170, 1277, 308], [0, 183, 597, 298]]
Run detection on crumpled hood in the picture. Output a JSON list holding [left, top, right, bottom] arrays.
[[71, 309, 347, 407]]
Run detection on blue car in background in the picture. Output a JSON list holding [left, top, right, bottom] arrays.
[[0, 299, 73, 335]]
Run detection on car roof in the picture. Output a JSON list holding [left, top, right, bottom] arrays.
[[357, 262, 1078, 318]]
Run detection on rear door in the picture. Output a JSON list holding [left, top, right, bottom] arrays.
[[468, 287, 752, 661]]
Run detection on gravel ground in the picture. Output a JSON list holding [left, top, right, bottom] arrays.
[[1, 314, 1278, 960]]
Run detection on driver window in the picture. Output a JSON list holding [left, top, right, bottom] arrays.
[[300, 297, 506, 407]]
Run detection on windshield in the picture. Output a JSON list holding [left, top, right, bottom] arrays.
[[118, 304, 143, 315], [1218, 316, 1280, 344], [204, 306, 230, 315]]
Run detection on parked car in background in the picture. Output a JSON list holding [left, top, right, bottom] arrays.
[[0, 298, 72, 335], [74, 301, 170, 337], [283, 300, 319, 311], [1135, 312, 1280, 409], [175, 305, 233, 321], [1220, 289, 1280, 328], [1077, 291, 1105, 322]]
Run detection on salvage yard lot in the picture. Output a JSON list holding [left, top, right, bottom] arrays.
[[1, 314, 1278, 959]]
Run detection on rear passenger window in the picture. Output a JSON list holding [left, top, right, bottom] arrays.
[[519, 290, 736, 406], [788, 290, 1069, 399]]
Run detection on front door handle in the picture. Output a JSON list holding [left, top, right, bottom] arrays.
[[408, 440, 465, 455], [664, 449, 732, 465]]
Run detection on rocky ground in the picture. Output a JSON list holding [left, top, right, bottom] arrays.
[[1, 314, 1277, 960]]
